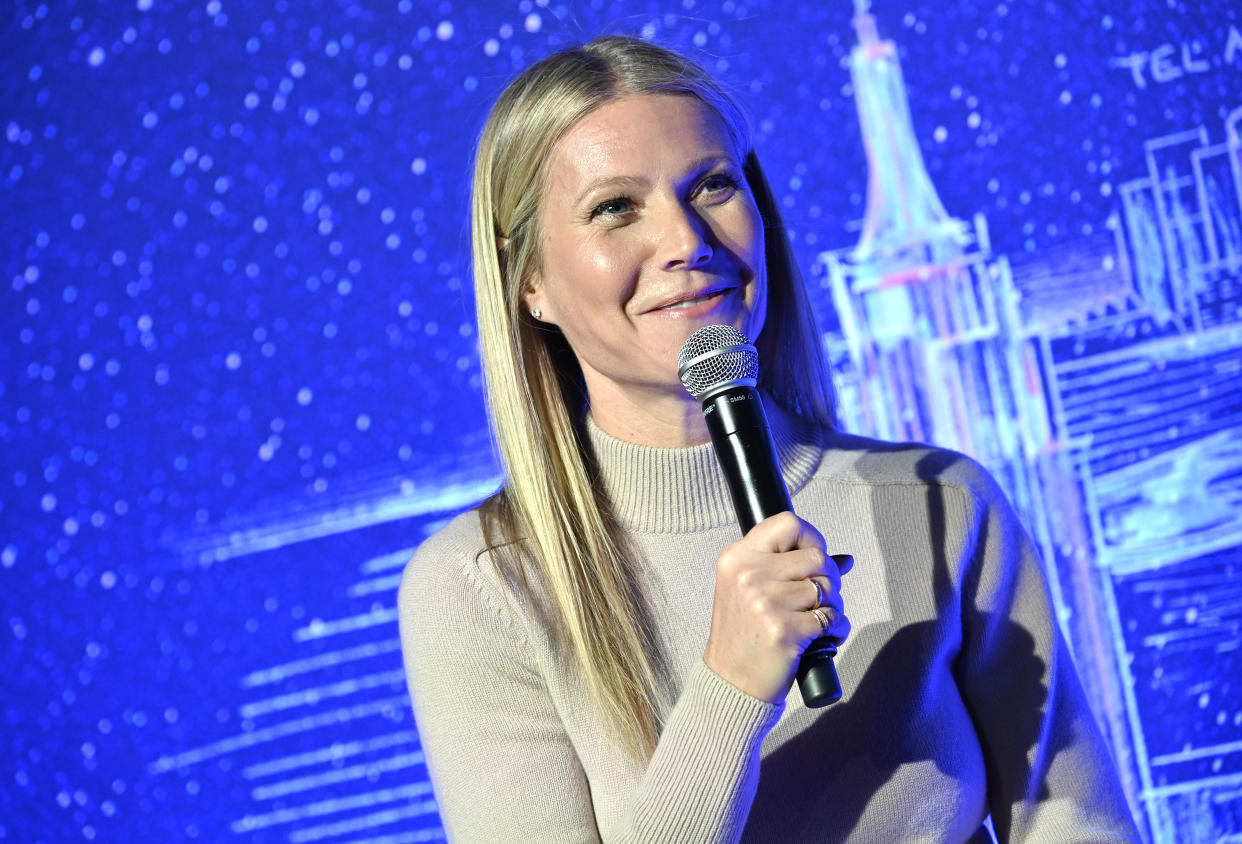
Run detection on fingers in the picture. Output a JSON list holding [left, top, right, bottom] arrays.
[[804, 603, 852, 644], [805, 576, 826, 610], [803, 554, 852, 609], [723, 515, 853, 608], [805, 557, 852, 643], [808, 606, 832, 639], [804, 575, 846, 625], [705, 516, 855, 702], [826, 603, 852, 642], [744, 511, 825, 554], [741, 514, 853, 574]]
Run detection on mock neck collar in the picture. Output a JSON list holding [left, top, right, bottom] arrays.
[[583, 400, 826, 535]]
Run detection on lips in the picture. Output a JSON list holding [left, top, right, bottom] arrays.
[[650, 284, 738, 312]]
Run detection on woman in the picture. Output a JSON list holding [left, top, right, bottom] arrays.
[[398, 35, 1137, 842]]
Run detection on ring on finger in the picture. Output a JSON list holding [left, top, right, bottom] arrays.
[[810, 606, 831, 637], [808, 577, 825, 610]]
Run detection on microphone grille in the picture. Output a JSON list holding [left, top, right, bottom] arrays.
[[677, 324, 759, 400]]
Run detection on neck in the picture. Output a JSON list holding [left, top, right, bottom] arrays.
[[583, 377, 709, 448], [583, 394, 826, 534]]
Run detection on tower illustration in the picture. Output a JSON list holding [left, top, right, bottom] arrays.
[[821, 0, 1049, 523], [820, 7, 1242, 839]]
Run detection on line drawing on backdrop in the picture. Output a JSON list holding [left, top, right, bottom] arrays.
[[818, 6, 1242, 840]]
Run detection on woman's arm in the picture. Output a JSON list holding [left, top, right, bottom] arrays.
[[398, 519, 599, 841], [398, 513, 793, 843], [952, 465, 1139, 842]]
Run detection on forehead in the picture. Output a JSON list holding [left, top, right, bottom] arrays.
[[544, 94, 738, 191]]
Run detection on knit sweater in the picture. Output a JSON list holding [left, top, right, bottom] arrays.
[[397, 409, 1139, 842]]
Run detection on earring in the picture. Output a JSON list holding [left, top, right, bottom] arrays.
[[531, 308, 542, 319]]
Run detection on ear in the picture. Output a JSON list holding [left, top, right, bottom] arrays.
[[501, 236, 549, 323], [520, 274, 549, 322]]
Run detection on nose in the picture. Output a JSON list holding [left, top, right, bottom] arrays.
[[659, 201, 713, 271]]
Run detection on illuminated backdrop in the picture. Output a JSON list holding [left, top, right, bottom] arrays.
[[3, 0, 1240, 841]]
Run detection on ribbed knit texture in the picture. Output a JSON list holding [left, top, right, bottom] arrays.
[[584, 411, 824, 535], [398, 408, 1139, 842]]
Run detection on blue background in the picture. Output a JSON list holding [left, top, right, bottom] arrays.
[[3, 1, 1241, 841]]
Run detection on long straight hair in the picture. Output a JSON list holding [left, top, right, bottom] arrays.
[[471, 35, 836, 755]]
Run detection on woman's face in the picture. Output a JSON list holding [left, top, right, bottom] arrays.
[[525, 93, 767, 410]]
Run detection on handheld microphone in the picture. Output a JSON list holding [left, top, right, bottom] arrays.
[[677, 324, 842, 708]]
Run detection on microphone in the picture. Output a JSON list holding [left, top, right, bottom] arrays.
[[677, 324, 843, 708]]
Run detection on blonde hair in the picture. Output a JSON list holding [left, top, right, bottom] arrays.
[[471, 35, 836, 754]]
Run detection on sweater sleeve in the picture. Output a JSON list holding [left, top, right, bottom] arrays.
[[398, 515, 783, 843], [951, 465, 1139, 842], [398, 522, 598, 841]]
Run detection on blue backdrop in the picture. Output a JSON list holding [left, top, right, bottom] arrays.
[[4, 1, 1240, 841]]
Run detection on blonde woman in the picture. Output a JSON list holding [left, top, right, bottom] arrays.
[[398, 35, 1137, 843]]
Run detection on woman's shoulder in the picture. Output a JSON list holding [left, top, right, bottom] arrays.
[[408, 506, 491, 568], [813, 428, 1008, 506], [399, 502, 518, 625]]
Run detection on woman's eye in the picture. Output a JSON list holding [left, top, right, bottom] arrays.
[[591, 197, 633, 219], [698, 174, 739, 201]]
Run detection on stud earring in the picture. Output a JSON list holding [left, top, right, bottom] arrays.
[[531, 308, 542, 319]]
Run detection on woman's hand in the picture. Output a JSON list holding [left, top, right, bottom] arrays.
[[703, 511, 853, 703]]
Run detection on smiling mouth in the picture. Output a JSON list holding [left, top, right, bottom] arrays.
[[657, 287, 735, 311]]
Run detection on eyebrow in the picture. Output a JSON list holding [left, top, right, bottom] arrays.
[[572, 176, 647, 210], [570, 153, 736, 209]]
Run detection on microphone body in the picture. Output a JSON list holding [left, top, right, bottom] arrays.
[[679, 325, 843, 708], [701, 387, 789, 534]]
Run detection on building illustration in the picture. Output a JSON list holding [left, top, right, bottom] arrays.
[[817, 2, 1242, 840]]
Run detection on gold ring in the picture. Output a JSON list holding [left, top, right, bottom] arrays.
[[810, 606, 831, 637], [809, 577, 825, 609]]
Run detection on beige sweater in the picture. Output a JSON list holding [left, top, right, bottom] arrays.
[[398, 411, 1138, 842]]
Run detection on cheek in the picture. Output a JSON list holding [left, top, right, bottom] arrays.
[[583, 244, 623, 279], [741, 204, 768, 339], [715, 198, 765, 267], [541, 235, 636, 319], [578, 238, 643, 301], [744, 259, 768, 338], [541, 232, 590, 296], [743, 200, 766, 264]]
